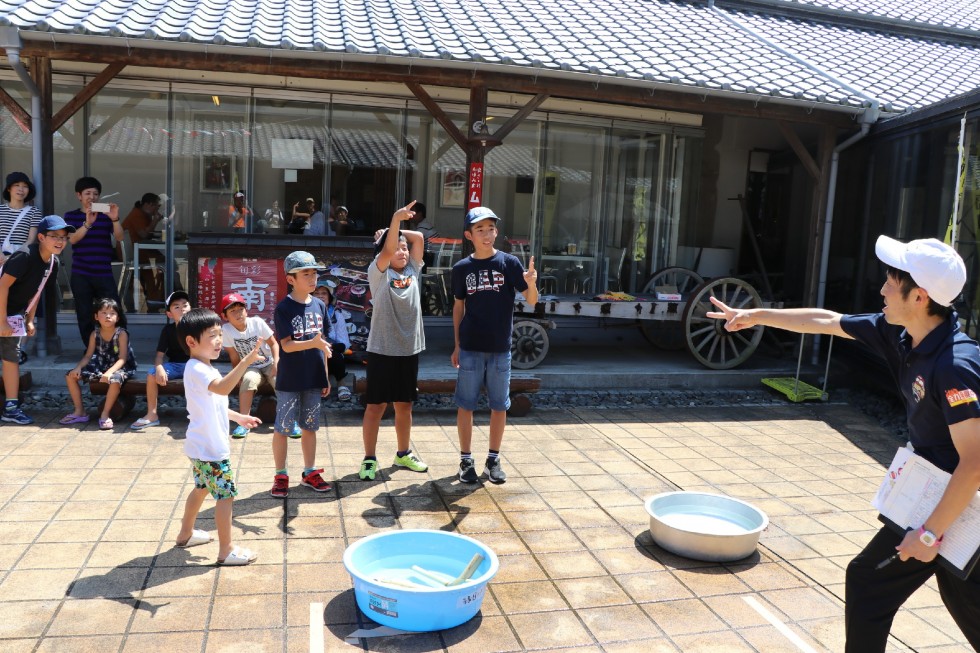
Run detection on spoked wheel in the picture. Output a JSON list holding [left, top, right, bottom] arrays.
[[683, 277, 764, 369], [640, 267, 705, 350], [511, 320, 550, 369]]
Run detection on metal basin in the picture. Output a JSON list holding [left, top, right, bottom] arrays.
[[645, 491, 768, 562]]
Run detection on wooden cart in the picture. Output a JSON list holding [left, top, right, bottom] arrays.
[[511, 268, 779, 370]]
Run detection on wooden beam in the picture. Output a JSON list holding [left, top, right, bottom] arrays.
[[18, 41, 859, 128], [491, 92, 549, 143], [405, 81, 468, 150], [52, 62, 125, 131], [777, 120, 821, 181], [90, 95, 143, 142], [0, 85, 31, 133]]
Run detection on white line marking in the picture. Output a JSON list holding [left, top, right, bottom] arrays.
[[743, 595, 820, 653], [310, 602, 324, 653]]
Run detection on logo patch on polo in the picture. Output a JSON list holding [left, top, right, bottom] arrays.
[[911, 376, 925, 403], [946, 388, 979, 408]]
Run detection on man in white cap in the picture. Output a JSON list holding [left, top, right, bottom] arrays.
[[708, 235, 980, 651]]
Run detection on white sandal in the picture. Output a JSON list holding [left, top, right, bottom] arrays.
[[176, 529, 212, 548], [217, 547, 257, 566]]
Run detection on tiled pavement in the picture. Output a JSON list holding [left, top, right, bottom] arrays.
[[0, 401, 972, 652]]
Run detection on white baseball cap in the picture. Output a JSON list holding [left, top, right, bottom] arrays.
[[875, 235, 966, 307]]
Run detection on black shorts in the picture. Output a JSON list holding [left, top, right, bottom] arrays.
[[365, 352, 419, 404]]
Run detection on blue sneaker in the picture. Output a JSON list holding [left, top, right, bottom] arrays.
[[2, 405, 33, 425], [288, 422, 302, 439], [231, 425, 249, 439]]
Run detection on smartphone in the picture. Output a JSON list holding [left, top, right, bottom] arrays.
[[90, 202, 111, 214]]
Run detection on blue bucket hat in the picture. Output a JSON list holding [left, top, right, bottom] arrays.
[[464, 206, 499, 228], [283, 250, 325, 274], [37, 215, 76, 234]]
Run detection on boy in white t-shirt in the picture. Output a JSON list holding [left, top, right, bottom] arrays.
[[175, 308, 263, 566], [220, 292, 279, 439]]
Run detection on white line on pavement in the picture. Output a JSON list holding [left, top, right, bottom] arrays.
[[743, 595, 820, 653], [310, 602, 324, 653]]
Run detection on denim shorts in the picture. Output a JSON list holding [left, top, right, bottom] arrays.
[[275, 388, 322, 434], [454, 349, 512, 412], [191, 458, 238, 500], [154, 361, 185, 380]]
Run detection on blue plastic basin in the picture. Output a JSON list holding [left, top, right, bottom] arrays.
[[343, 529, 499, 632]]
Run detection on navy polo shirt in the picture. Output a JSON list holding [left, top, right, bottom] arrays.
[[840, 312, 980, 473]]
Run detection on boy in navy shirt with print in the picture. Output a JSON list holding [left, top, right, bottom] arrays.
[[451, 207, 537, 483], [269, 251, 332, 498]]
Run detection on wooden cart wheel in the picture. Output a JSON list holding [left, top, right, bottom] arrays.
[[639, 267, 705, 350], [683, 277, 764, 369], [511, 320, 549, 370]]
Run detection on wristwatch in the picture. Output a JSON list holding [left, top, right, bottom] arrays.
[[918, 527, 942, 547]]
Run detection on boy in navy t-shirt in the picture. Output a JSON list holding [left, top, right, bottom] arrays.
[[269, 251, 333, 498], [451, 206, 537, 484]]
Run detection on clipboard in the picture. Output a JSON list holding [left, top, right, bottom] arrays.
[[874, 447, 980, 579]]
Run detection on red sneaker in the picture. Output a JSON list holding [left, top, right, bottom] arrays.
[[270, 473, 289, 498], [301, 468, 332, 492]]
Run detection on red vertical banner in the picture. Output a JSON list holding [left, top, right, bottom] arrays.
[[197, 257, 219, 313], [467, 162, 484, 209], [219, 258, 285, 326]]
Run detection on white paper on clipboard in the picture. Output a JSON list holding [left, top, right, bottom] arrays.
[[873, 447, 980, 572]]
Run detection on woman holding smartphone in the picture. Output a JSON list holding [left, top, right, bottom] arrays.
[[65, 176, 124, 343]]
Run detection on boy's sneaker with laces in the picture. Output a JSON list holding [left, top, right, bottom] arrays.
[[231, 425, 249, 439], [270, 473, 289, 498], [2, 405, 33, 425], [359, 459, 378, 481], [393, 450, 428, 472], [458, 457, 478, 484], [288, 422, 302, 439], [301, 468, 331, 492], [484, 457, 507, 484]]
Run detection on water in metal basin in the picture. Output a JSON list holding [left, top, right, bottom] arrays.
[[659, 512, 752, 535]]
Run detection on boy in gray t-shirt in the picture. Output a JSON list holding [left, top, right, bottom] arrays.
[[358, 201, 429, 481]]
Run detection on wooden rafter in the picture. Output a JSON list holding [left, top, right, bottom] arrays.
[[777, 120, 821, 180], [0, 85, 31, 132], [405, 82, 468, 150], [491, 92, 549, 142], [52, 62, 125, 131]]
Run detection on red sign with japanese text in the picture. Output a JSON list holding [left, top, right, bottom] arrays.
[[467, 163, 484, 209], [196, 257, 287, 327]]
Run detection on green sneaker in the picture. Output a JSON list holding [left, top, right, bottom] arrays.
[[359, 459, 378, 481], [288, 422, 302, 439], [231, 425, 249, 439], [393, 450, 428, 473]]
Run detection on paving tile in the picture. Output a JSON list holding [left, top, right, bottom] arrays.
[[578, 603, 662, 642], [45, 598, 137, 637], [67, 566, 149, 599], [618, 570, 694, 603], [493, 553, 548, 583], [0, 567, 80, 600], [122, 632, 205, 652], [210, 592, 285, 629], [205, 627, 285, 652], [492, 580, 568, 614], [672, 566, 751, 597], [671, 629, 757, 651], [537, 550, 607, 579], [555, 576, 631, 608], [507, 610, 594, 648], [0, 599, 60, 638], [17, 542, 95, 570], [440, 614, 523, 652], [286, 562, 351, 593]]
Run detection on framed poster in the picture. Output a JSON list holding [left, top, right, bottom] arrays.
[[441, 170, 466, 208], [201, 155, 235, 193]]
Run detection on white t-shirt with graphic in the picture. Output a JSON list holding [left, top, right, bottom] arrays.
[[222, 316, 274, 369]]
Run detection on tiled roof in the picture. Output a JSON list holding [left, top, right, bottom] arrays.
[[766, 0, 980, 33], [1, 0, 978, 115]]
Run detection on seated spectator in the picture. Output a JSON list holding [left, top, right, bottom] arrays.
[[130, 291, 192, 430]]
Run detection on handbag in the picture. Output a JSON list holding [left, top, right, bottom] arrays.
[[1, 254, 55, 336], [1, 207, 33, 256]]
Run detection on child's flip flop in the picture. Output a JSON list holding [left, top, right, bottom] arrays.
[[98, 418, 114, 430], [59, 413, 90, 425], [130, 418, 160, 431]]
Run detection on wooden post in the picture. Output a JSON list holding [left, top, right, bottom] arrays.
[[804, 125, 837, 307], [32, 56, 61, 355]]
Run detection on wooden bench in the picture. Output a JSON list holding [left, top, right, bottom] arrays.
[[88, 379, 277, 422], [353, 376, 542, 417]]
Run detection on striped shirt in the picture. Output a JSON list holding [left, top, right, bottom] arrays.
[[65, 209, 116, 278], [0, 203, 41, 254]]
